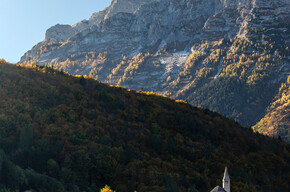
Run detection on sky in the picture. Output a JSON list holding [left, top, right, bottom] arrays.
[[0, 0, 112, 63]]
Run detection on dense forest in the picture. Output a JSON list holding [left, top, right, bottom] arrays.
[[0, 60, 289, 192]]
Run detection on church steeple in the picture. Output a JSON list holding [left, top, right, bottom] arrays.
[[222, 167, 230, 192]]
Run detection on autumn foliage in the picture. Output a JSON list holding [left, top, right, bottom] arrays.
[[0, 61, 288, 192]]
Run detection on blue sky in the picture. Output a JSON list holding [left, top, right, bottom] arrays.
[[0, 0, 112, 63]]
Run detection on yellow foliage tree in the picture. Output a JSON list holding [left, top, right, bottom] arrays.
[[100, 185, 114, 192]]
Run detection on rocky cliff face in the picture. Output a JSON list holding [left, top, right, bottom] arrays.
[[44, 0, 158, 43], [20, 0, 290, 138]]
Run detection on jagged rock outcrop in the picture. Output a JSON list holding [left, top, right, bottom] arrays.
[[44, 0, 158, 44], [20, 0, 290, 136], [45, 24, 76, 42]]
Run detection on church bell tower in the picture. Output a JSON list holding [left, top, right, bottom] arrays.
[[223, 167, 230, 192]]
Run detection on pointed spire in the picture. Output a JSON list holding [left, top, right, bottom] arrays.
[[223, 167, 230, 192], [223, 167, 230, 181]]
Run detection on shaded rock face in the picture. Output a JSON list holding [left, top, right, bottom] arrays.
[[20, 0, 290, 131]]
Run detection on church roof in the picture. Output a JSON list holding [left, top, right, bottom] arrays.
[[223, 167, 230, 180], [210, 186, 226, 192]]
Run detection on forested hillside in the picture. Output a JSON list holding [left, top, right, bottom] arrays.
[[0, 60, 289, 192], [254, 76, 290, 142]]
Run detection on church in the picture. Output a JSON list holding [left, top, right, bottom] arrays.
[[210, 167, 230, 192]]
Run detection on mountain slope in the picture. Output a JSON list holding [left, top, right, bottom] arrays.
[[254, 76, 290, 142], [0, 60, 289, 192], [20, 1, 290, 138]]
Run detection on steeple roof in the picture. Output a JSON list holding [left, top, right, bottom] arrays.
[[223, 167, 230, 180], [210, 186, 226, 192]]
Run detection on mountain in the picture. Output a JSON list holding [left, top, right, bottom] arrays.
[[0, 60, 289, 191], [20, 0, 290, 139], [43, 0, 157, 43], [0, 60, 289, 192]]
